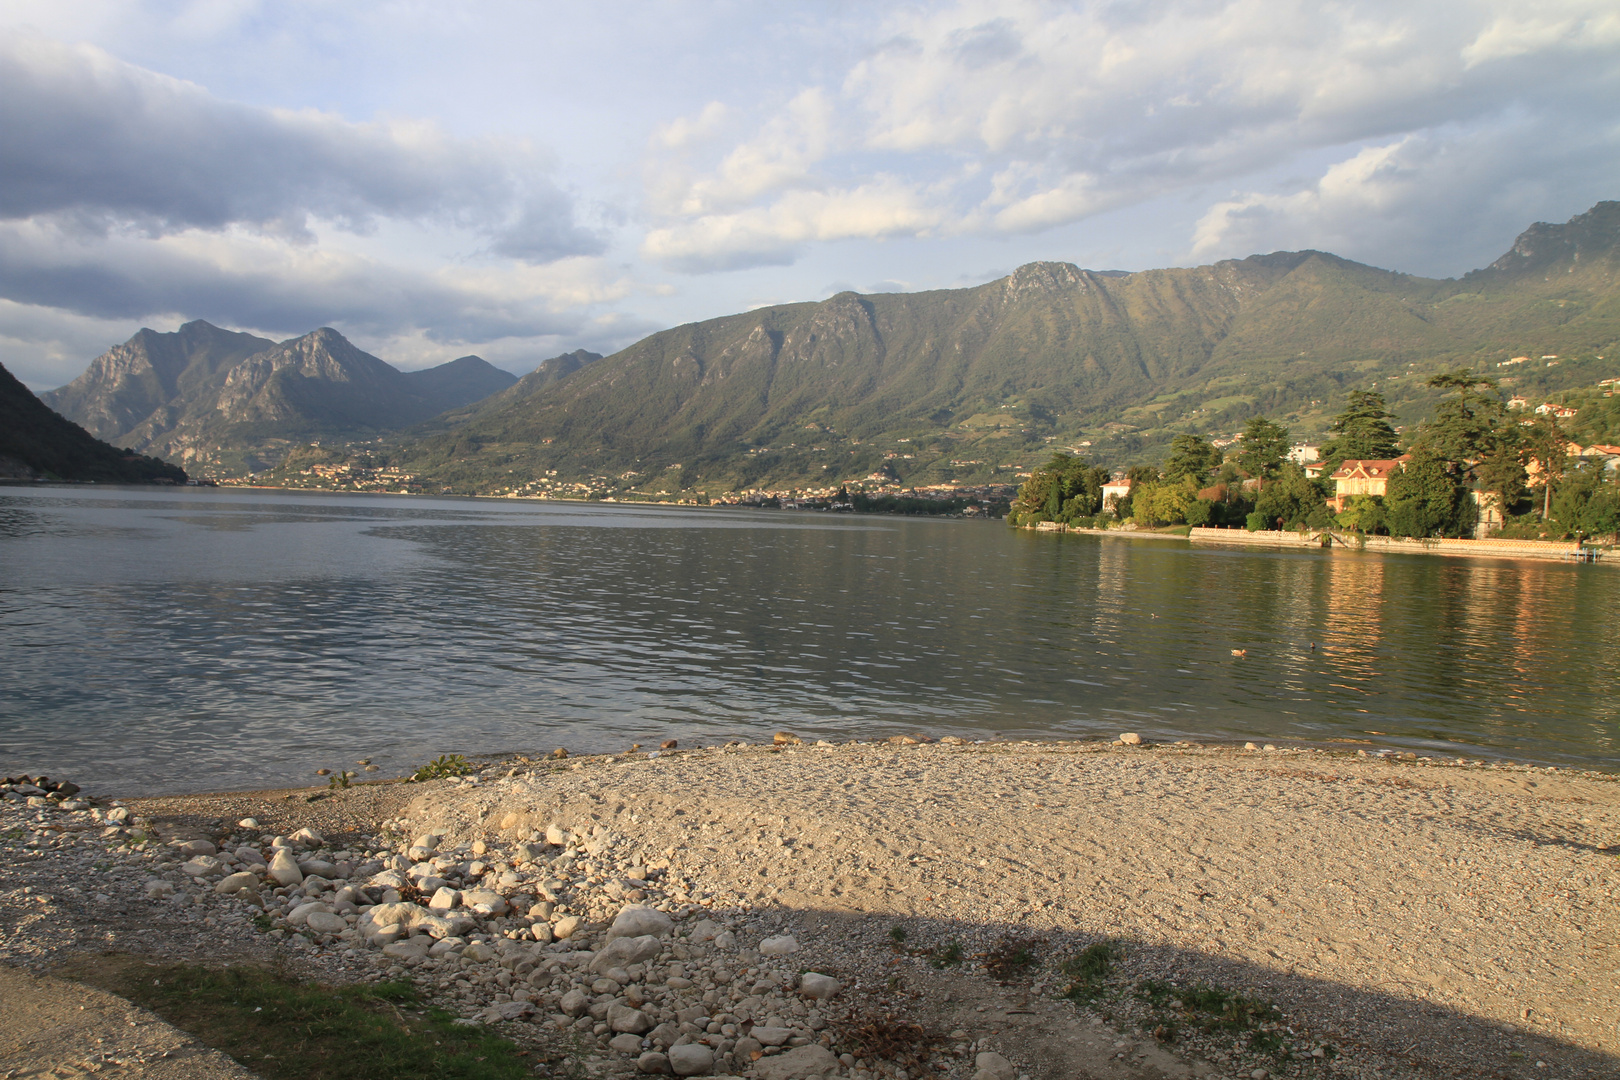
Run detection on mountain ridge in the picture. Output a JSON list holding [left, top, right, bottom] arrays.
[[1, 361, 188, 484]]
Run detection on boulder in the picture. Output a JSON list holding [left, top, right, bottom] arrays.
[[173, 839, 216, 857], [268, 849, 303, 886], [667, 1043, 714, 1076], [753, 1044, 838, 1080], [591, 934, 663, 972], [552, 915, 584, 940], [608, 1004, 653, 1034], [609, 1033, 645, 1054], [637, 1050, 672, 1074], [306, 911, 348, 934], [750, 1026, 791, 1046], [559, 988, 589, 1016], [428, 887, 460, 911], [609, 905, 674, 940], [758, 935, 799, 956], [974, 1052, 1016, 1080], [461, 889, 509, 915], [215, 871, 259, 894], [798, 973, 841, 1000]]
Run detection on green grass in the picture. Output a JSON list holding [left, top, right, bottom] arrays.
[[1060, 942, 1114, 1003], [928, 941, 964, 969], [94, 962, 542, 1080]]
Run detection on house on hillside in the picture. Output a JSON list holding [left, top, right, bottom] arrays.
[[1287, 444, 1326, 477], [1328, 456, 1412, 512], [1534, 403, 1578, 419]]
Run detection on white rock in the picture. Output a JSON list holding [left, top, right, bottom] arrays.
[[545, 824, 569, 846], [461, 889, 509, 915], [366, 901, 422, 928], [609, 1004, 653, 1034], [751, 1026, 792, 1046], [591, 934, 662, 972], [753, 1043, 837, 1079], [268, 849, 303, 886], [181, 856, 223, 877], [711, 930, 736, 950], [667, 1042, 714, 1076], [610, 904, 674, 939], [552, 915, 584, 940], [306, 911, 348, 934], [559, 988, 589, 1016], [288, 826, 323, 846], [286, 901, 330, 927], [382, 937, 432, 959], [462, 941, 496, 963], [688, 919, 722, 942], [428, 887, 460, 911], [1119, 732, 1143, 746], [237, 817, 260, 829], [759, 935, 799, 956], [234, 847, 266, 866], [216, 871, 259, 894], [975, 1052, 1016, 1080], [174, 839, 217, 857], [798, 973, 841, 1000]]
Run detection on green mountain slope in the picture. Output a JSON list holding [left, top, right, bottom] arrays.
[[393, 203, 1620, 494], [0, 362, 187, 483]]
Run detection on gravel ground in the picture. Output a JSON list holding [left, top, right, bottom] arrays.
[[2, 738, 1617, 1080]]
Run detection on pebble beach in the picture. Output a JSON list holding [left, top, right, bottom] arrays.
[[2, 736, 1617, 1080]]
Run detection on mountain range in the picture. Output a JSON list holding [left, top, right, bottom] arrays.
[[35, 200, 1620, 493], [42, 322, 521, 474]]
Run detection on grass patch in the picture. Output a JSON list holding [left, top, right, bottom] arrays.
[[928, 941, 964, 969], [78, 960, 542, 1080], [983, 936, 1044, 982], [1060, 942, 1115, 1003], [1134, 979, 1287, 1054]]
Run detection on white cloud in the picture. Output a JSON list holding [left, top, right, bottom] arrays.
[[640, 0, 1620, 273]]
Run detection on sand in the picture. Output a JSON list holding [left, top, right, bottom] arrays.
[[4, 738, 1617, 1080]]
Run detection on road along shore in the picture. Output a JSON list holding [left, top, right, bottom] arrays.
[[3, 738, 1617, 1080]]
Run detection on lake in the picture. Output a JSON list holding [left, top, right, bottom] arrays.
[[1, 485, 1616, 795]]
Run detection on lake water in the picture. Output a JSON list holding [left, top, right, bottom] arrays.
[[2, 486, 1616, 795]]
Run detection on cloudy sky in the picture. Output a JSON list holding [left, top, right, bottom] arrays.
[[2, 0, 1617, 388]]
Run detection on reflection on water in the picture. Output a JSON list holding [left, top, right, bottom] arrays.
[[0, 485, 1616, 795]]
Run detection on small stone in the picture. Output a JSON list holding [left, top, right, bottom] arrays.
[[461, 941, 496, 963], [609, 1033, 645, 1054], [428, 886, 459, 911], [1245, 742, 1259, 750], [237, 817, 260, 829], [798, 972, 841, 1000], [759, 935, 799, 956], [772, 731, 800, 745], [315, 768, 331, 776], [1263, 744, 1277, 752], [1250, 1071, 1269, 1080], [552, 747, 569, 759], [638, 1050, 672, 1074], [553, 914, 584, 940], [751, 1026, 791, 1046], [382, 937, 431, 960], [667, 1042, 714, 1076], [174, 839, 217, 857], [1119, 732, 1142, 746], [559, 988, 589, 1016], [660, 739, 678, 750], [546, 824, 569, 846], [461, 889, 509, 915]]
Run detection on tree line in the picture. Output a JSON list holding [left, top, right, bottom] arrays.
[[1010, 370, 1620, 541]]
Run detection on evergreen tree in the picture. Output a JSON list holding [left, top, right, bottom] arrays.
[[1384, 445, 1474, 538], [1236, 416, 1290, 482], [1520, 413, 1569, 520], [1423, 368, 1507, 476], [1319, 390, 1401, 472], [1162, 434, 1220, 485]]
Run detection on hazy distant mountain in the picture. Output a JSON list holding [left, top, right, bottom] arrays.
[[0, 362, 187, 484], [396, 202, 1620, 493], [45, 322, 518, 473], [400, 355, 518, 410]]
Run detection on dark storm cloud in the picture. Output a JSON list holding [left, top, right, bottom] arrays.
[[0, 36, 603, 261]]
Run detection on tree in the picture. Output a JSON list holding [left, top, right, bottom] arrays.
[[1253, 463, 1327, 530], [1236, 416, 1290, 482], [1475, 430, 1528, 515], [1423, 368, 1506, 475], [1384, 445, 1474, 538], [1162, 434, 1220, 485], [1520, 413, 1569, 520], [1319, 390, 1401, 472], [1335, 495, 1387, 534], [1012, 452, 1108, 524], [1133, 477, 1197, 526]]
